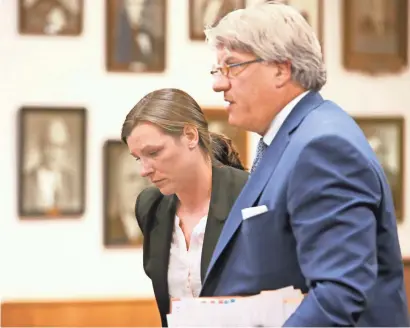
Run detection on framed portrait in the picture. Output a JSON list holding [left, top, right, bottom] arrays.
[[246, 0, 324, 48], [106, 0, 167, 73], [18, 0, 83, 36], [354, 116, 405, 222], [204, 108, 249, 169], [189, 0, 245, 41], [103, 140, 152, 248], [17, 106, 87, 218], [343, 0, 408, 74]]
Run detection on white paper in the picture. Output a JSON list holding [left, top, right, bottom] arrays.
[[168, 286, 303, 327]]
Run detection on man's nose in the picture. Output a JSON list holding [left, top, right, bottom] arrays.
[[212, 75, 230, 93]]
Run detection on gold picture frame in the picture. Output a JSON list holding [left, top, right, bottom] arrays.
[[245, 0, 324, 53], [189, 0, 246, 41], [343, 0, 408, 74], [103, 140, 151, 248], [17, 106, 87, 219], [279, 0, 324, 49], [354, 116, 405, 222], [203, 108, 249, 169], [106, 0, 167, 73], [18, 0, 83, 36]]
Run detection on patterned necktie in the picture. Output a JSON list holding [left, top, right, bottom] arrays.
[[250, 138, 267, 174]]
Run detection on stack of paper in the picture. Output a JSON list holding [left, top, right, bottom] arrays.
[[167, 286, 303, 327]]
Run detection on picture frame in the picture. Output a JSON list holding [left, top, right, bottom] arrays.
[[189, 0, 246, 41], [18, 0, 83, 36], [245, 0, 324, 51], [354, 116, 405, 222], [106, 0, 167, 73], [103, 140, 151, 248], [17, 106, 87, 219], [283, 0, 324, 49], [342, 0, 408, 74], [203, 108, 249, 169]]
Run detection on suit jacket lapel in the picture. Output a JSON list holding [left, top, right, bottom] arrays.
[[145, 163, 235, 304], [200, 164, 233, 282], [148, 193, 177, 314], [203, 91, 325, 285]]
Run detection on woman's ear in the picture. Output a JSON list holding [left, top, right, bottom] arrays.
[[182, 125, 199, 149]]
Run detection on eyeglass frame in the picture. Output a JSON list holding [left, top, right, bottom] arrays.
[[210, 58, 265, 77]]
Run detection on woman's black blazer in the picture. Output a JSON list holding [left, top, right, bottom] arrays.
[[135, 164, 249, 327]]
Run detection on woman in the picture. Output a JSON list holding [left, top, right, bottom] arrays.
[[121, 88, 248, 327]]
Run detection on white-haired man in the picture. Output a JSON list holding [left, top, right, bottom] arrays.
[[199, 2, 409, 326]]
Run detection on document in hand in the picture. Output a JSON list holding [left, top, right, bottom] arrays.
[[167, 286, 303, 327]]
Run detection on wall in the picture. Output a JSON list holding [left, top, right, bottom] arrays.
[[0, 0, 409, 303], [1, 298, 162, 327]]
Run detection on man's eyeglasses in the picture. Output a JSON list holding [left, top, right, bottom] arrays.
[[210, 58, 264, 77]]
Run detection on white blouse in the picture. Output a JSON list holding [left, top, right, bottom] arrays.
[[167, 214, 208, 298]]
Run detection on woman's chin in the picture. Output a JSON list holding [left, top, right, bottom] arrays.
[[157, 184, 174, 195]]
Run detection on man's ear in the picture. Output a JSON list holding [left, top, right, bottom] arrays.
[[182, 125, 199, 149], [274, 61, 292, 88]]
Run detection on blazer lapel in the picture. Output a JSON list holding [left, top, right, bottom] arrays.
[[148, 194, 177, 312], [200, 165, 234, 282], [203, 91, 325, 284]]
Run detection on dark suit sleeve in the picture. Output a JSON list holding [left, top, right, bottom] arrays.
[[284, 135, 381, 327]]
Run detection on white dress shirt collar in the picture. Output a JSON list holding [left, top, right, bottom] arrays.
[[263, 90, 310, 146]]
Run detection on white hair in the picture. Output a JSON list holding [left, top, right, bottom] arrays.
[[204, 1, 326, 91]]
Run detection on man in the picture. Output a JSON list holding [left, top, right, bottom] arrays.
[[23, 118, 76, 215], [199, 1, 409, 326], [106, 147, 150, 246], [114, 0, 165, 72]]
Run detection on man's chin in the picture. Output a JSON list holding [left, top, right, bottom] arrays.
[[228, 115, 248, 130]]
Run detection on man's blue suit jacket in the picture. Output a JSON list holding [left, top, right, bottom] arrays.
[[200, 92, 409, 326]]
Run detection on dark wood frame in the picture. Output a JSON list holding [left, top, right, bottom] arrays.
[[103, 139, 145, 249], [18, 0, 83, 36], [403, 257, 410, 313], [106, 0, 167, 73], [189, 0, 246, 41], [354, 116, 405, 222], [203, 108, 249, 169], [342, 0, 408, 74], [282, 0, 324, 51], [17, 106, 87, 219]]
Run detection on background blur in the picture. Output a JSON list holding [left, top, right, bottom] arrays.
[[0, 0, 409, 326]]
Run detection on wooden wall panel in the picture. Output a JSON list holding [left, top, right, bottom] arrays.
[[1, 298, 161, 327], [2, 261, 410, 327], [404, 258, 410, 313]]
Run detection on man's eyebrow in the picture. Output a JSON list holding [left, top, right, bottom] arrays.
[[221, 55, 236, 64]]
